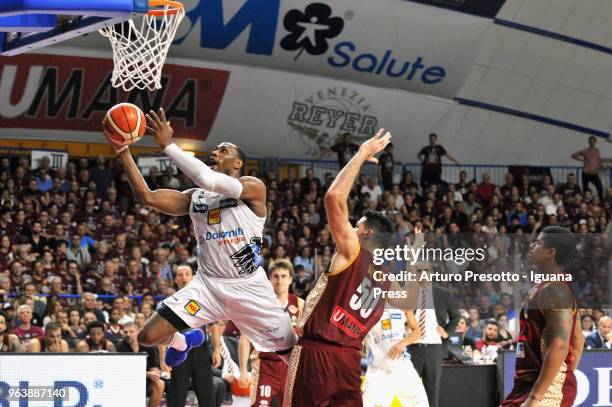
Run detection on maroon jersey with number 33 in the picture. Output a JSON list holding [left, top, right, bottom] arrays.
[[296, 247, 387, 350]]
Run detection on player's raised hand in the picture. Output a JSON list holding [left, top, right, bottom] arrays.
[[358, 128, 392, 164], [146, 108, 174, 149]]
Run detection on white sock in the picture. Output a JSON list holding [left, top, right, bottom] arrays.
[[168, 332, 187, 351]]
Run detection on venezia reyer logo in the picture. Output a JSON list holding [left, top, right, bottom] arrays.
[[287, 87, 378, 158]]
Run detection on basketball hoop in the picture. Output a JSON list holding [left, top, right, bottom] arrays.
[[99, 0, 184, 91]]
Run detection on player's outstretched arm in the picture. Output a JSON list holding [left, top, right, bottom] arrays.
[[116, 149, 194, 216], [146, 109, 265, 210], [325, 129, 391, 265], [526, 283, 575, 405]]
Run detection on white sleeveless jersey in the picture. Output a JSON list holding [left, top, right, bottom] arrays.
[[189, 189, 265, 279], [365, 309, 407, 371]]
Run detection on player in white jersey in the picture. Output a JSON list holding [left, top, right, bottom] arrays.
[[363, 308, 429, 407], [104, 108, 297, 367]]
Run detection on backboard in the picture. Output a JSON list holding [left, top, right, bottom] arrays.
[[0, 0, 149, 56]]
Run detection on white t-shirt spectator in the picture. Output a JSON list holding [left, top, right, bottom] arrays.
[[361, 184, 382, 204], [294, 256, 314, 273]]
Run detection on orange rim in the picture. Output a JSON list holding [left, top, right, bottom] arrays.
[[148, 0, 183, 16]]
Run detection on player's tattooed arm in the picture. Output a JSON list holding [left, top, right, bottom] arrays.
[[528, 282, 575, 402], [325, 129, 391, 272], [117, 148, 195, 216]]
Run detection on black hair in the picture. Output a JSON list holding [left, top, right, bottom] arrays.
[[86, 320, 105, 332], [540, 226, 577, 266], [363, 209, 393, 247], [233, 145, 246, 164], [484, 319, 499, 328]]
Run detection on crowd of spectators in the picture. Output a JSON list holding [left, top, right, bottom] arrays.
[[0, 146, 611, 399]]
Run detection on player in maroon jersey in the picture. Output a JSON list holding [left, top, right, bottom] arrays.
[[283, 129, 416, 407], [502, 226, 585, 407], [239, 260, 304, 407]]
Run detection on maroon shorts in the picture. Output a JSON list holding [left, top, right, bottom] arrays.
[[283, 338, 362, 407], [252, 357, 288, 407], [502, 371, 576, 407]]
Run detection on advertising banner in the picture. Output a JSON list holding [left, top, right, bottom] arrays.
[[64, 0, 491, 98], [137, 155, 179, 175], [0, 353, 146, 406], [0, 53, 230, 141], [501, 350, 612, 407], [31, 150, 68, 169], [0, 53, 457, 160]]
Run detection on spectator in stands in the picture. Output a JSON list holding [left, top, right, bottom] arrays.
[[581, 314, 596, 337], [27, 322, 69, 352], [10, 304, 44, 349], [572, 136, 605, 199], [559, 173, 581, 199], [586, 316, 612, 349], [116, 322, 164, 407], [27, 221, 48, 258], [291, 265, 313, 298], [113, 296, 135, 324], [475, 320, 501, 352], [573, 270, 593, 301], [81, 292, 106, 323], [0, 275, 9, 304], [455, 316, 476, 350], [495, 313, 513, 349], [135, 312, 146, 330], [78, 312, 97, 339], [477, 296, 493, 320], [90, 156, 112, 197], [77, 320, 116, 352], [477, 173, 494, 204], [68, 308, 83, 337], [0, 312, 20, 352], [105, 307, 124, 342], [361, 177, 382, 205], [20, 282, 46, 317], [466, 307, 483, 340], [67, 235, 91, 267], [379, 143, 395, 190], [294, 246, 314, 274], [330, 133, 359, 168], [418, 133, 461, 188]]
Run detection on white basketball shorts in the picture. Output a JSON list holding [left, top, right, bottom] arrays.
[[363, 359, 430, 407], [161, 268, 297, 352]]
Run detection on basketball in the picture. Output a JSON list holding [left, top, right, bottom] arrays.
[[103, 103, 146, 147]]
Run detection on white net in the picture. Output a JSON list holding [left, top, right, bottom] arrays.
[[99, 2, 185, 91]]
